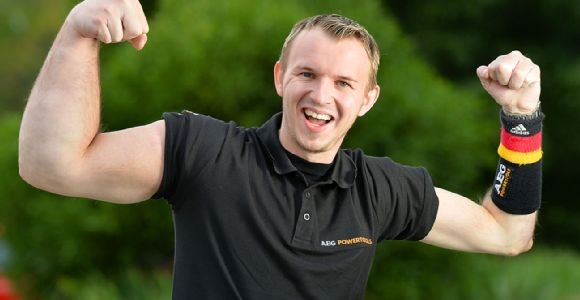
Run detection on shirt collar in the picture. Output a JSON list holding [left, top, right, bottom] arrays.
[[256, 112, 356, 188]]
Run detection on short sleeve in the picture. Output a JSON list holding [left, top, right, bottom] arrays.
[[152, 111, 234, 204], [369, 158, 439, 241]]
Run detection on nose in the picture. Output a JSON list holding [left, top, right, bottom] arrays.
[[311, 78, 333, 105]]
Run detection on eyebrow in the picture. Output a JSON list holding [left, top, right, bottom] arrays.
[[336, 75, 358, 84], [294, 65, 359, 83]]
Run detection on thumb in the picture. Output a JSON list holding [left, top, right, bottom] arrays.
[[129, 34, 148, 51]]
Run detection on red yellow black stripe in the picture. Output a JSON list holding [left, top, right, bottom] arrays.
[[500, 128, 542, 153], [497, 144, 542, 165]]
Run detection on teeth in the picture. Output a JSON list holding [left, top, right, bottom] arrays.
[[305, 109, 331, 121]]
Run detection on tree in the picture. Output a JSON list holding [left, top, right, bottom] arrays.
[[382, 0, 580, 248], [2, 0, 498, 296]]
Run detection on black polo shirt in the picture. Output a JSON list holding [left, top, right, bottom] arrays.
[[154, 112, 439, 300]]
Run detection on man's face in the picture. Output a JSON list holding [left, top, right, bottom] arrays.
[[274, 28, 380, 163]]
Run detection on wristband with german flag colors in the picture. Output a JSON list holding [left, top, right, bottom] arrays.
[[491, 109, 544, 214]]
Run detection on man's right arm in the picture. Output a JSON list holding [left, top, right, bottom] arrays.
[[19, 0, 164, 204]]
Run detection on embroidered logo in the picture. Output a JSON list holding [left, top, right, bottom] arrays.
[[494, 163, 512, 197], [510, 124, 529, 136], [320, 236, 373, 247]]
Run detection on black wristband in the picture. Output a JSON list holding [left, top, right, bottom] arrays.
[[491, 158, 542, 214], [491, 110, 543, 214]]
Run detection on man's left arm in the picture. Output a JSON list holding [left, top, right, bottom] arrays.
[[421, 50, 542, 255]]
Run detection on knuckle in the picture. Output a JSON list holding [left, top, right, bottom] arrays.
[[124, 28, 140, 39], [497, 63, 512, 75], [512, 68, 526, 80], [102, 4, 115, 16], [93, 14, 108, 26]]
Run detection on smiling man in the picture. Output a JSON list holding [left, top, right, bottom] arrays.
[[19, 0, 543, 299], [275, 25, 380, 164]]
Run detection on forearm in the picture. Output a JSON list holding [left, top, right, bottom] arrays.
[[481, 190, 537, 255], [424, 188, 535, 256], [480, 108, 543, 253], [19, 18, 101, 189]]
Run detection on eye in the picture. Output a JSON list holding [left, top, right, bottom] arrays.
[[337, 81, 352, 88], [301, 72, 314, 78]]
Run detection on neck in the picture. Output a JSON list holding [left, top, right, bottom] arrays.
[[278, 130, 339, 164]]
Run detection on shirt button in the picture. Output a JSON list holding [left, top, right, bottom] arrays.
[[303, 213, 311, 221], [305, 192, 311, 199]]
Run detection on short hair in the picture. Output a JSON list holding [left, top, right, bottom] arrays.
[[279, 14, 380, 90]]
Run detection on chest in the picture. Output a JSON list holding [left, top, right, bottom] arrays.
[[173, 159, 380, 254]]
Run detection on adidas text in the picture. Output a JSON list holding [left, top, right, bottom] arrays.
[[510, 124, 529, 135]]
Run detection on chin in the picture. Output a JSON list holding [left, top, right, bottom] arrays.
[[297, 139, 331, 154]]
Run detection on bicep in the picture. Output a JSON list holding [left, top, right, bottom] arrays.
[[66, 120, 165, 204]]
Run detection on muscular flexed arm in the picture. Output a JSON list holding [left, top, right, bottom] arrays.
[[19, 0, 164, 204], [422, 51, 542, 256]]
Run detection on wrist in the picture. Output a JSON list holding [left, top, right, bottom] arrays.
[[491, 108, 544, 215], [53, 19, 99, 53], [502, 101, 542, 120]]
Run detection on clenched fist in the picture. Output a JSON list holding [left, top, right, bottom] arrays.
[[67, 0, 149, 50], [477, 51, 541, 115]]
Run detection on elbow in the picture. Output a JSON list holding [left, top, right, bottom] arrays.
[[18, 150, 70, 193], [18, 124, 86, 195], [19, 162, 32, 186], [18, 154, 50, 190], [18, 153, 38, 187], [19, 136, 45, 188], [504, 238, 534, 257]]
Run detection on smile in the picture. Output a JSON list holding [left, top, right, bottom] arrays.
[[304, 108, 333, 125]]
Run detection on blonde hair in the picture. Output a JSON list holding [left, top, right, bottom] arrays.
[[279, 14, 380, 90]]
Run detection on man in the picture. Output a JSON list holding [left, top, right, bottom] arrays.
[[19, 0, 543, 299]]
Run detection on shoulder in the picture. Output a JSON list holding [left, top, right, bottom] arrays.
[[344, 148, 426, 178], [162, 111, 252, 142], [162, 110, 234, 130]]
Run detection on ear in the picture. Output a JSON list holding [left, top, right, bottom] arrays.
[[358, 84, 380, 117], [274, 61, 284, 97]]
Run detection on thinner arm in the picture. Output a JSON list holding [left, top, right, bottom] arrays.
[[421, 51, 542, 255]]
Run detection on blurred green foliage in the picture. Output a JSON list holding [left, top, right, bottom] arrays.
[[0, 0, 70, 112], [366, 245, 580, 300], [0, 0, 577, 298], [382, 0, 580, 248], [45, 268, 172, 300]]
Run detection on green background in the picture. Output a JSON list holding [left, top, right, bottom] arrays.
[[1, 0, 579, 298]]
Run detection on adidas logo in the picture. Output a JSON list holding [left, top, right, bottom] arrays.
[[510, 124, 529, 135]]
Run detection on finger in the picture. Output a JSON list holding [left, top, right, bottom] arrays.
[[135, 1, 149, 34], [107, 14, 124, 43], [488, 51, 521, 86], [476, 65, 489, 80], [508, 58, 534, 90], [122, 12, 145, 41], [96, 19, 112, 44], [141, 14, 150, 35], [129, 34, 148, 51], [476, 66, 491, 90], [492, 62, 515, 86], [523, 65, 541, 88]]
